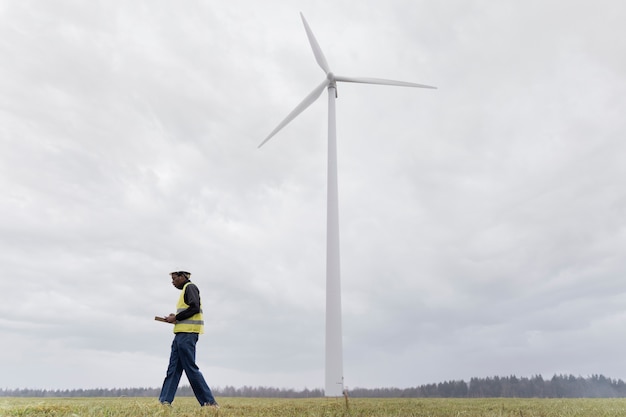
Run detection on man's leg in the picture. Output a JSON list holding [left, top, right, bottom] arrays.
[[159, 335, 184, 404], [176, 332, 217, 406]]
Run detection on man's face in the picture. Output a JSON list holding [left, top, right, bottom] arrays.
[[171, 273, 186, 289]]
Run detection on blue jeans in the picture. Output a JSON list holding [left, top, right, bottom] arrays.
[[159, 332, 217, 406]]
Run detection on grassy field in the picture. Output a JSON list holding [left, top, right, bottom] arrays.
[[2, 397, 626, 417]]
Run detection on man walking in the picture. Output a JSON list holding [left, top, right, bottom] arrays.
[[158, 271, 219, 408]]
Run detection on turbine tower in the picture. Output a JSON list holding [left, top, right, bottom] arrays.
[[259, 13, 435, 397]]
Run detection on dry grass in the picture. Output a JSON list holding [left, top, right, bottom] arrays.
[[2, 396, 626, 417]]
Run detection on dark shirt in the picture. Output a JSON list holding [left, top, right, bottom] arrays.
[[175, 280, 201, 321]]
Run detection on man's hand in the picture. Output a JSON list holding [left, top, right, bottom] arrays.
[[165, 313, 177, 324]]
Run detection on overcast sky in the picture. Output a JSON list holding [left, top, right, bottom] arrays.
[[2, 0, 626, 392]]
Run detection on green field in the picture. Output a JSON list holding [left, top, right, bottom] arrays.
[[2, 397, 626, 417]]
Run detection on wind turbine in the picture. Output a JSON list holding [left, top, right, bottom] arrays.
[[259, 13, 435, 397]]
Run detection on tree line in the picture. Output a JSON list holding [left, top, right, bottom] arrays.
[[2, 374, 626, 398], [0, 386, 323, 398], [349, 375, 626, 398]]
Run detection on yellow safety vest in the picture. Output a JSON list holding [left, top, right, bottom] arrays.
[[173, 282, 204, 334]]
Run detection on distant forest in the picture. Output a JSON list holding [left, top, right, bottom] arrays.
[[3, 374, 626, 398]]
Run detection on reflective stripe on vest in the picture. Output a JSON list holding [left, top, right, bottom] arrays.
[[173, 282, 204, 334]]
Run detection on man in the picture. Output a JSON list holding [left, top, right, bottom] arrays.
[[158, 271, 219, 408]]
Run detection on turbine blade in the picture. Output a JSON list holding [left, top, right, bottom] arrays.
[[300, 13, 331, 74], [335, 75, 437, 89], [259, 79, 330, 148]]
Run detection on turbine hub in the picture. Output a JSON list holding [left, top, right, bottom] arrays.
[[327, 72, 335, 81]]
